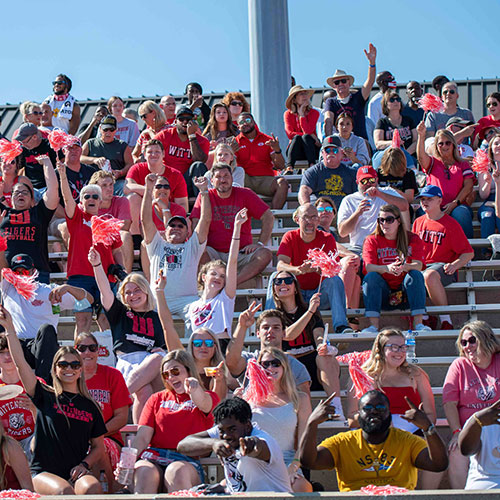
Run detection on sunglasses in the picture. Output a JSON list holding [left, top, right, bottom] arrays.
[[30, 111, 43, 116], [102, 127, 116, 132], [155, 184, 170, 190], [487, 102, 498, 108], [52, 80, 67, 85], [177, 116, 192, 123], [437, 141, 452, 147], [378, 216, 399, 224], [260, 359, 282, 369], [317, 206, 334, 213], [442, 90, 456, 95], [324, 146, 339, 154], [75, 344, 99, 353], [273, 276, 294, 286], [168, 222, 186, 229], [140, 113, 149, 120], [57, 361, 81, 370], [162, 367, 182, 378], [83, 194, 99, 200], [460, 336, 477, 347], [333, 79, 348, 85], [239, 117, 253, 124], [360, 177, 377, 185], [192, 339, 215, 348], [230, 101, 243, 107], [385, 343, 408, 352], [389, 96, 401, 103], [362, 404, 387, 411]]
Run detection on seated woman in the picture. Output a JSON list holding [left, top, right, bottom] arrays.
[[361, 204, 430, 334], [473, 92, 500, 148], [443, 320, 500, 490], [416, 121, 474, 238], [332, 112, 370, 167], [11, 101, 49, 139], [2, 307, 105, 495], [0, 155, 32, 207], [373, 91, 416, 170], [203, 103, 238, 157], [76, 332, 132, 492], [120, 350, 219, 494], [89, 247, 165, 423], [221, 91, 250, 126], [249, 347, 312, 492], [205, 143, 245, 187], [283, 85, 320, 169]]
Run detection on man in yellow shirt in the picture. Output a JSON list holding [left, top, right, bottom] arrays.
[[299, 390, 448, 491]]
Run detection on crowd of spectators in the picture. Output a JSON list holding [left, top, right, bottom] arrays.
[[2, 47, 500, 496]]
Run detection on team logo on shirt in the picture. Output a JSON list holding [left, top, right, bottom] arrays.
[[477, 385, 496, 402], [357, 454, 396, 476], [192, 303, 213, 326], [9, 412, 25, 430], [319, 174, 346, 198], [417, 229, 445, 245]]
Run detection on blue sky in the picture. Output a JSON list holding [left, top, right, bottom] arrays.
[[1, 0, 498, 105]]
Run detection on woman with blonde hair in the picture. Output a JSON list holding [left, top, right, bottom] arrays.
[[117, 349, 219, 494], [221, 91, 250, 125], [133, 100, 169, 162], [89, 248, 165, 423], [205, 143, 245, 185], [1, 306, 106, 495]]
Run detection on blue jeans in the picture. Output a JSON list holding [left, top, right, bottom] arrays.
[[265, 271, 348, 329], [362, 270, 426, 318], [477, 202, 500, 238]]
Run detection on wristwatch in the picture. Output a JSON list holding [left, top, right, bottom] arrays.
[[423, 424, 437, 436], [454, 199, 461, 206]]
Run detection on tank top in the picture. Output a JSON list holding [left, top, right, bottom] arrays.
[[382, 386, 422, 415], [252, 402, 297, 452], [3, 449, 21, 489]]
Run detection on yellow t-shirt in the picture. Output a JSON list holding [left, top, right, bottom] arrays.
[[319, 427, 428, 492]]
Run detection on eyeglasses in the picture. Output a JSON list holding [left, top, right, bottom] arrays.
[[162, 367, 181, 378], [239, 117, 253, 124], [324, 147, 339, 154], [362, 404, 387, 411], [360, 177, 377, 185], [155, 184, 170, 190], [192, 339, 215, 348], [13, 190, 31, 197], [52, 80, 67, 86], [299, 214, 319, 221], [442, 90, 456, 95], [385, 343, 408, 352], [30, 111, 43, 116], [460, 336, 477, 347], [57, 361, 81, 370], [437, 141, 452, 147], [389, 96, 401, 103], [230, 101, 243, 107], [102, 127, 116, 132], [333, 79, 348, 85], [378, 216, 399, 224], [273, 276, 294, 286], [317, 206, 334, 213], [260, 359, 282, 369], [487, 102, 498, 108], [83, 194, 99, 200], [75, 344, 99, 353]]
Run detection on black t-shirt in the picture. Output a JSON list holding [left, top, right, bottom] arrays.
[[377, 168, 419, 195], [78, 122, 99, 140], [20, 138, 57, 189], [86, 138, 128, 171], [57, 164, 98, 203], [30, 381, 107, 478], [105, 297, 165, 354], [0, 199, 55, 272], [375, 115, 415, 150], [401, 104, 424, 128], [324, 90, 368, 139]]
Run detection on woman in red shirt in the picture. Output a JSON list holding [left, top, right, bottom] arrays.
[[362, 204, 429, 334], [0, 156, 32, 207], [283, 85, 320, 169]]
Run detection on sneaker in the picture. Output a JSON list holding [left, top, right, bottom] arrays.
[[441, 320, 454, 330], [361, 325, 378, 334], [414, 323, 432, 332], [336, 325, 354, 334], [422, 315, 438, 330]]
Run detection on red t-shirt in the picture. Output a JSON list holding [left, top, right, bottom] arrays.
[[283, 108, 320, 140], [86, 364, 132, 445], [154, 128, 210, 174], [139, 389, 219, 450], [235, 127, 277, 177], [66, 205, 122, 279], [412, 214, 473, 264], [362, 232, 425, 289], [136, 125, 172, 153], [190, 186, 269, 252], [152, 202, 187, 231], [125, 162, 188, 200], [98, 196, 131, 221], [278, 228, 338, 290]]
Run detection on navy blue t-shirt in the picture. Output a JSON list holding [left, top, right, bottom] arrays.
[[325, 90, 368, 139]]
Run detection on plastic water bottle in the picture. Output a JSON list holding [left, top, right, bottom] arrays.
[[117, 446, 137, 485], [405, 330, 416, 363], [99, 470, 108, 493], [103, 159, 112, 173]]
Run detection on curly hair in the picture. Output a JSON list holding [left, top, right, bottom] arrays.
[[221, 92, 251, 113]]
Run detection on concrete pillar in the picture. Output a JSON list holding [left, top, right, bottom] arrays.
[[248, 0, 291, 148]]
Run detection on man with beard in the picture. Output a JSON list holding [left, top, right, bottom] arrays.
[[299, 390, 448, 491], [44, 74, 81, 134]]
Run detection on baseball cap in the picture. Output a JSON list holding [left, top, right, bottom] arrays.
[[415, 185, 443, 199], [176, 106, 195, 119], [356, 165, 378, 183], [321, 136, 342, 150], [100, 115, 117, 130], [14, 123, 38, 142], [10, 254, 35, 271], [166, 215, 188, 227], [445, 116, 474, 128]]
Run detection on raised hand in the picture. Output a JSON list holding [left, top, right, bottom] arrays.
[[155, 270, 167, 292], [472, 398, 500, 427], [363, 43, 377, 64], [234, 207, 248, 226], [238, 300, 262, 329], [184, 377, 200, 395], [88, 246, 102, 267], [193, 176, 208, 193], [308, 292, 321, 314], [265, 134, 280, 152], [401, 396, 432, 430], [308, 392, 341, 425], [145, 173, 157, 191], [239, 436, 260, 457], [416, 121, 426, 137]]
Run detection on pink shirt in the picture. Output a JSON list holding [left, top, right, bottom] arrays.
[[442, 353, 500, 426]]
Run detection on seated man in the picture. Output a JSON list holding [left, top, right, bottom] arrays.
[[338, 166, 408, 254], [298, 136, 357, 209], [412, 185, 474, 330], [268, 203, 353, 334], [190, 163, 274, 285], [235, 112, 288, 209], [402, 81, 424, 126], [299, 390, 448, 492], [178, 397, 291, 493]]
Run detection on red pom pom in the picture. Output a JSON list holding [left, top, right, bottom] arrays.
[[0, 234, 7, 252], [472, 149, 490, 174], [0, 489, 41, 499], [48, 129, 70, 152], [391, 129, 401, 149], [0, 139, 23, 164], [91, 216, 123, 246], [359, 484, 409, 495], [242, 359, 274, 406], [336, 350, 373, 398], [169, 491, 204, 497], [2, 268, 39, 301], [306, 247, 342, 278], [418, 93, 444, 113]]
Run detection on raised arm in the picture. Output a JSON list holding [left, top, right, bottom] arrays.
[[184, 377, 212, 413], [192, 177, 212, 244], [56, 161, 76, 218], [88, 247, 115, 311], [360, 43, 377, 100], [140, 173, 159, 245], [494, 164, 500, 217], [416, 121, 431, 172], [459, 400, 500, 456], [187, 121, 208, 163], [225, 208, 247, 299], [39, 156, 59, 210], [155, 273, 183, 352]]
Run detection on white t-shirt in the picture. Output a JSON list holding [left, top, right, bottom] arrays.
[[465, 417, 500, 490], [187, 288, 235, 336], [207, 425, 291, 492], [146, 231, 205, 299], [1, 281, 75, 340], [114, 117, 140, 147], [367, 91, 384, 126], [337, 187, 403, 249]]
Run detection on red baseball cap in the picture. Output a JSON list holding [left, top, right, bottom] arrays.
[[356, 165, 377, 183]]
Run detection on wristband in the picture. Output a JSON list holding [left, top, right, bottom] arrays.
[[292, 458, 300, 463], [369, 64, 376, 68], [473, 414, 483, 427], [162, 208, 171, 213], [257, 241, 264, 246], [452, 428, 462, 435], [271, 149, 282, 155], [92, 263, 101, 268], [80, 461, 90, 470], [188, 134, 197, 140], [423, 423, 436, 436], [232, 238, 240, 240]]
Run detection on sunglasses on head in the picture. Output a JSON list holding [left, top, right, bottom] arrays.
[[442, 89, 456, 95], [333, 78, 348, 85], [162, 367, 181, 378], [192, 339, 215, 348], [83, 194, 99, 200], [230, 101, 243, 107], [460, 336, 477, 347], [57, 361, 81, 369], [260, 359, 282, 369], [317, 206, 334, 213], [273, 276, 294, 286], [437, 141, 452, 147], [378, 215, 399, 224], [389, 96, 401, 103], [324, 146, 339, 154], [487, 102, 498, 108], [75, 344, 99, 353], [155, 183, 170, 190], [360, 177, 376, 185]]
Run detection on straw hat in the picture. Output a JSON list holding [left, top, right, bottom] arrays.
[[326, 69, 354, 89], [285, 85, 315, 110]]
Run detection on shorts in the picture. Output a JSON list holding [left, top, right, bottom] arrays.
[[244, 174, 279, 197], [66, 275, 117, 313], [205, 247, 255, 267], [140, 447, 204, 483], [292, 350, 322, 391], [426, 262, 458, 287], [48, 217, 66, 238], [104, 437, 122, 470], [116, 350, 164, 384]]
